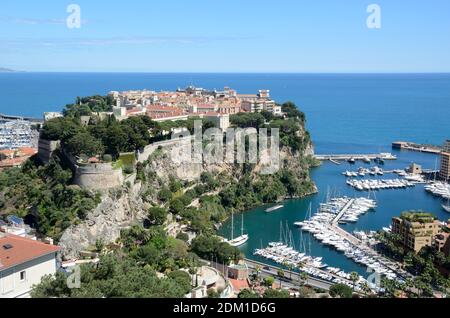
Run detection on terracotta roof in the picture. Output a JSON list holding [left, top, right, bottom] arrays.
[[148, 111, 187, 119], [0, 149, 16, 156], [18, 147, 37, 156], [203, 112, 222, 117], [0, 234, 60, 271], [126, 107, 146, 115], [0, 157, 27, 168], [197, 104, 216, 108], [88, 157, 100, 163], [147, 105, 180, 112], [229, 278, 250, 292]]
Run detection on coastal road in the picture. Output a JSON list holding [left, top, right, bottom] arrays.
[[244, 258, 333, 291]]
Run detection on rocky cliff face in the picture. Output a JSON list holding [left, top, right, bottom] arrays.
[[59, 182, 148, 260], [58, 125, 316, 259]]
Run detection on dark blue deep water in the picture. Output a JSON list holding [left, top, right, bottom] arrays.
[[2, 72, 449, 276]]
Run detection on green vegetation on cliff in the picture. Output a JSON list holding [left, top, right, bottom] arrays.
[[0, 154, 100, 239], [41, 96, 219, 161], [31, 253, 192, 298], [41, 115, 157, 159], [136, 102, 316, 234], [64, 95, 115, 117], [2, 95, 315, 298], [31, 224, 241, 298]]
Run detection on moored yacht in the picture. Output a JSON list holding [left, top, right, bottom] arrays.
[[228, 234, 249, 247], [225, 212, 249, 247], [266, 204, 284, 213]]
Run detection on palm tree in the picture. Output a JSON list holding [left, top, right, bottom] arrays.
[[287, 264, 294, 280], [403, 278, 414, 295], [360, 281, 372, 297], [277, 269, 285, 288], [299, 272, 309, 287], [350, 272, 359, 291], [413, 277, 425, 298], [439, 278, 450, 295], [381, 277, 397, 297], [254, 265, 262, 283]]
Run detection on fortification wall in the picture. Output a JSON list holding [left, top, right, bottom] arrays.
[[73, 163, 123, 190], [137, 136, 192, 163], [37, 138, 60, 164]]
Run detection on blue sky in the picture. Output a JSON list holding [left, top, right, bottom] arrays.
[[1, 0, 449, 72]]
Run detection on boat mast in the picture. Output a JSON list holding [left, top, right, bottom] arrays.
[[299, 229, 304, 253], [285, 220, 290, 244], [308, 232, 311, 255], [279, 221, 283, 243], [308, 203, 312, 220], [434, 157, 438, 182], [290, 230, 296, 250], [232, 213, 235, 240], [303, 234, 307, 254], [241, 213, 244, 236]]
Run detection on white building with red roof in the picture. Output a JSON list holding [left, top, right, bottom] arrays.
[[0, 233, 60, 298]]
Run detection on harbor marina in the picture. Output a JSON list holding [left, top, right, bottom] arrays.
[[294, 196, 408, 284], [425, 182, 450, 200], [252, 222, 381, 293], [425, 182, 450, 212], [347, 178, 416, 191], [0, 119, 38, 149], [219, 147, 448, 285]]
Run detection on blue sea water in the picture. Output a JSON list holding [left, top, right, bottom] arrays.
[[2, 72, 450, 276], [1, 73, 449, 152]]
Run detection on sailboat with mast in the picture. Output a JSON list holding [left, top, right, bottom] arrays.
[[226, 212, 249, 247]]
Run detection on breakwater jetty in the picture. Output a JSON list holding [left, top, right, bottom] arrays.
[[314, 153, 397, 162], [392, 141, 442, 154], [0, 113, 43, 123]]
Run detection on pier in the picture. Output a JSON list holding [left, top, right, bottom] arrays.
[[392, 141, 442, 154], [326, 199, 409, 279], [329, 224, 409, 280], [332, 199, 355, 224], [297, 196, 411, 283], [0, 113, 43, 124], [314, 153, 397, 162]]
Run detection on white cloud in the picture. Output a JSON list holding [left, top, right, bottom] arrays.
[[0, 16, 88, 25], [0, 35, 247, 50]]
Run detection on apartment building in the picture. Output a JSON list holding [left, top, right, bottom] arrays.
[[0, 234, 60, 298], [439, 140, 450, 181], [391, 212, 442, 253]]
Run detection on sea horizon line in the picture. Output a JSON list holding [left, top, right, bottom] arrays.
[[2, 71, 450, 75]]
